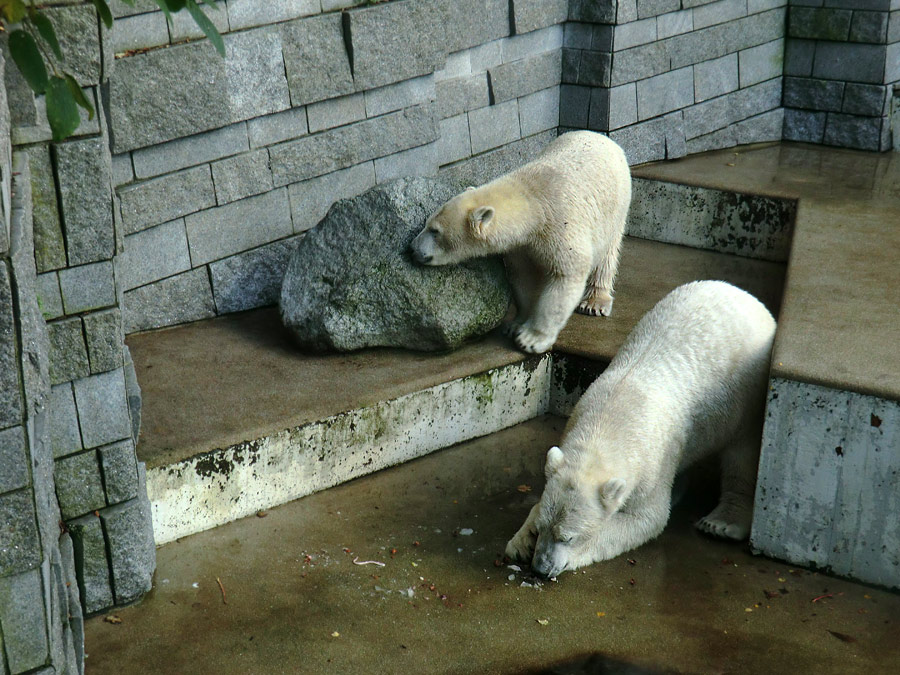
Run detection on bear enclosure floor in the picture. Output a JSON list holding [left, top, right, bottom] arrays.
[[85, 416, 900, 675]]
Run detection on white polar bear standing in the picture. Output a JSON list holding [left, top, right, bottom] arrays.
[[410, 131, 631, 354], [506, 280, 777, 577]]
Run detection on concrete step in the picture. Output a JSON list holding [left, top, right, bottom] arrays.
[[129, 234, 785, 545]]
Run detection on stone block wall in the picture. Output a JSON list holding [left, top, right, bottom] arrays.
[[782, 0, 900, 151], [107, 0, 565, 333], [561, 0, 788, 164]]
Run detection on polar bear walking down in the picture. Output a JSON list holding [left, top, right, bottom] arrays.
[[410, 131, 631, 354], [506, 281, 777, 577]]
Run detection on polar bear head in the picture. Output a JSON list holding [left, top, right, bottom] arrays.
[[530, 446, 630, 578], [410, 188, 503, 266]]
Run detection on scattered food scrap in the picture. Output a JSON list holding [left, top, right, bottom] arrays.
[[459, 528, 474, 536], [627, 559, 637, 566], [812, 594, 833, 603], [596, 612, 606, 617], [103, 615, 122, 625], [331, 631, 340, 638], [764, 589, 780, 599], [517, 484, 532, 493], [216, 577, 227, 605], [256, 510, 268, 518], [828, 630, 857, 643], [352, 557, 385, 567], [536, 618, 550, 626]]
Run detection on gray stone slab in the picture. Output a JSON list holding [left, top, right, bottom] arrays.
[[468, 99, 522, 154], [693, 0, 747, 29], [123, 268, 217, 334], [513, 0, 567, 33], [440, 0, 511, 54], [280, 13, 354, 107], [789, 6, 852, 40], [0, 568, 49, 672], [489, 50, 562, 103], [610, 40, 668, 85], [83, 309, 124, 375], [435, 73, 490, 120], [682, 78, 782, 139], [501, 24, 564, 63], [287, 162, 377, 233], [210, 236, 302, 314], [784, 38, 815, 77], [45, 5, 102, 86], [248, 107, 309, 149], [118, 166, 217, 235], [225, 27, 292, 123], [365, 76, 436, 118], [469, 40, 504, 72], [614, 16, 658, 51], [131, 124, 249, 180], [812, 42, 886, 83], [55, 450, 107, 519], [842, 83, 890, 116], [636, 65, 694, 120], [99, 439, 139, 505], [637, 0, 681, 19], [439, 128, 555, 188], [307, 93, 367, 133], [48, 318, 89, 386], [185, 189, 293, 266], [227, 0, 318, 30], [435, 50, 473, 81], [50, 384, 83, 459], [519, 86, 561, 137], [436, 113, 472, 166], [100, 494, 156, 605], [212, 149, 274, 205], [68, 514, 114, 614], [559, 84, 591, 128], [608, 82, 639, 129], [58, 261, 116, 315], [0, 264, 22, 429], [0, 490, 41, 576], [657, 8, 694, 39], [120, 219, 192, 292], [109, 41, 228, 153], [169, 0, 229, 41], [269, 104, 438, 186], [55, 138, 114, 267], [123, 345, 141, 447], [609, 116, 668, 165], [739, 39, 785, 87], [849, 10, 890, 43], [824, 113, 885, 150], [25, 145, 66, 274], [374, 142, 439, 183], [110, 0, 159, 19], [0, 425, 28, 493], [752, 379, 900, 590], [109, 10, 169, 54], [734, 107, 784, 144], [784, 76, 846, 111], [783, 107, 827, 142], [694, 53, 739, 102], [36, 272, 63, 321], [73, 369, 132, 449], [111, 153, 134, 188]]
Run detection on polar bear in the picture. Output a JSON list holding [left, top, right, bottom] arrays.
[[505, 281, 776, 577], [410, 131, 631, 354]]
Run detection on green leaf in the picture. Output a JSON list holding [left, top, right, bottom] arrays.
[[90, 0, 114, 29], [1, 0, 27, 25], [64, 74, 95, 121], [185, 0, 225, 57], [164, 0, 187, 11], [31, 13, 63, 60], [46, 77, 81, 141], [8, 30, 48, 94], [151, 0, 173, 24]]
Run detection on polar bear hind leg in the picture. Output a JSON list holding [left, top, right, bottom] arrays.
[[695, 432, 761, 541], [576, 265, 614, 317]]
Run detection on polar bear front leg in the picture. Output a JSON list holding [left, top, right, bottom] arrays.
[[502, 252, 540, 338], [515, 273, 586, 354], [695, 434, 761, 541], [505, 502, 541, 562]]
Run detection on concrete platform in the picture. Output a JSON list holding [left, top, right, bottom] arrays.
[[84, 418, 900, 675]]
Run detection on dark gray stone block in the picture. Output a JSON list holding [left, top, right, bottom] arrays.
[[99, 440, 139, 505], [55, 450, 107, 519], [281, 177, 512, 352], [489, 51, 562, 103], [0, 490, 41, 576], [59, 260, 116, 315], [783, 108, 827, 142], [0, 568, 49, 672], [100, 492, 155, 605], [561, 47, 582, 83], [513, 0, 567, 33], [48, 318, 90, 386], [789, 6, 851, 40], [576, 50, 612, 87], [68, 514, 114, 614], [280, 13, 354, 107], [210, 236, 302, 314], [25, 145, 66, 274], [50, 384, 83, 459], [824, 112, 885, 150], [55, 137, 114, 266], [842, 83, 889, 116], [559, 84, 591, 128], [850, 10, 889, 43], [0, 264, 24, 429], [784, 38, 815, 77], [123, 346, 141, 448], [123, 268, 216, 333], [568, 0, 616, 23], [118, 165, 216, 235], [83, 309, 124, 375], [783, 76, 845, 111], [812, 42, 886, 83], [269, 104, 438, 187], [72, 369, 132, 449], [0, 425, 28, 492]]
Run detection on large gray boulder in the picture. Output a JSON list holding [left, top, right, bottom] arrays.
[[280, 177, 511, 352]]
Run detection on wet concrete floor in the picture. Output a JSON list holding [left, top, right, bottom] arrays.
[[85, 417, 900, 674]]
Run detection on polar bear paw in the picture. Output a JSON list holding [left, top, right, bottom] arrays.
[[514, 325, 555, 354], [501, 320, 523, 339], [505, 529, 537, 562], [576, 290, 614, 317], [695, 503, 752, 541]]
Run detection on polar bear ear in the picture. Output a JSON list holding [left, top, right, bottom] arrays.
[[468, 206, 495, 239], [599, 478, 627, 514], [545, 446, 564, 477]]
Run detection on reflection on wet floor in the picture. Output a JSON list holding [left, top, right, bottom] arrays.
[[85, 416, 900, 675]]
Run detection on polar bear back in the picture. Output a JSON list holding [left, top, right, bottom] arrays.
[[566, 280, 776, 473]]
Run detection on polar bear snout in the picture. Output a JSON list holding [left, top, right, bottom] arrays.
[[409, 227, 443, 266], [532, 532, 567, 579]]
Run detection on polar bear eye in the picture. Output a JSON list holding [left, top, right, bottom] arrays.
[[427, 225, 440, 234]]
